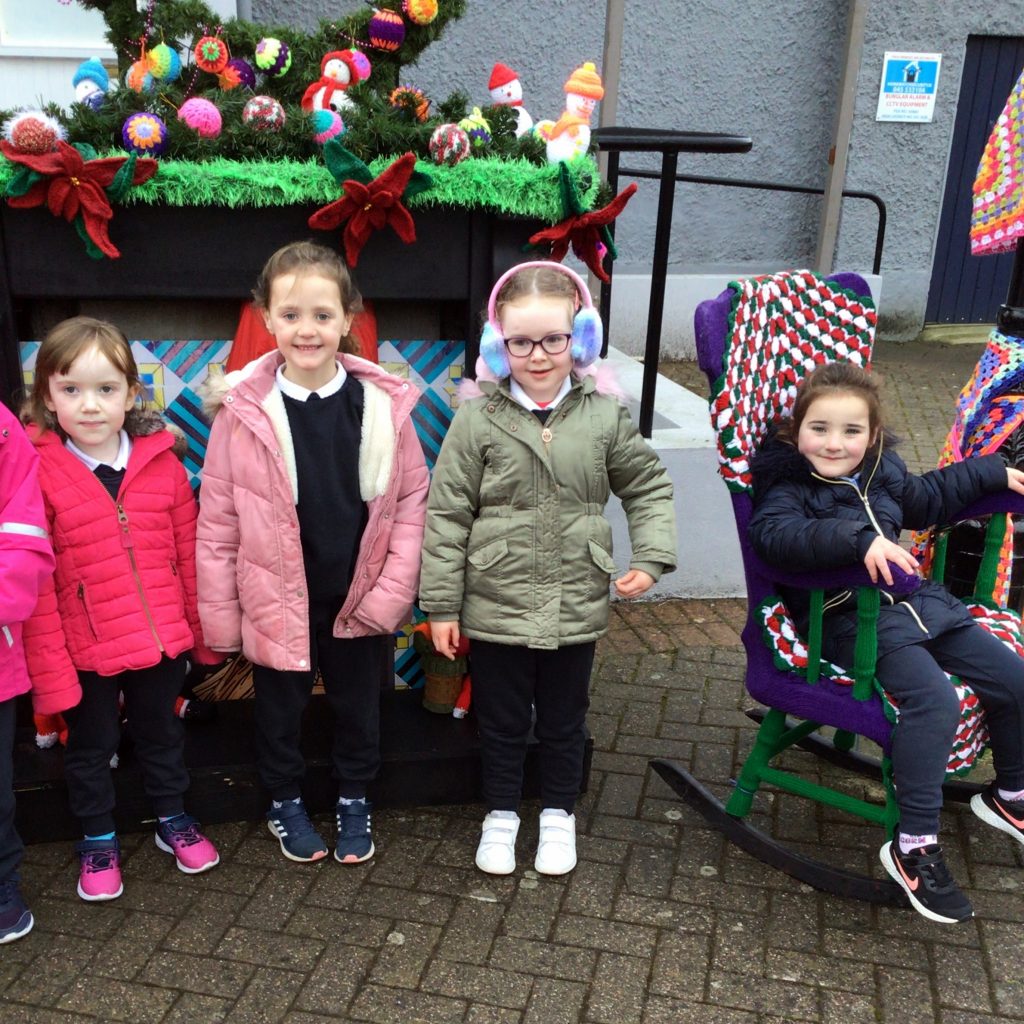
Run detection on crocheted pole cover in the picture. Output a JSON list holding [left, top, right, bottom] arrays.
[[757, 597, 1024, 775], [913, 329, 1024, 603], [709, 270, 876, 494], [971, 66, 1024, 257]]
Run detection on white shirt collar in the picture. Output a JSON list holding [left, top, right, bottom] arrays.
[[66, 430, 132, 472], [508, 374, 572, 412], [276, 361, 346, 401]]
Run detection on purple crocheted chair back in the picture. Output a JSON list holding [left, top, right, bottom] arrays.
[[694, 272, 891, 746]]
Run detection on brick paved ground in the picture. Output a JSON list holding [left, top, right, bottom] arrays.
[[6, 339, 1024, 1024]]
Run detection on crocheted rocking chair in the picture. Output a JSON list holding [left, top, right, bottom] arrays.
[[652, 270, 1024, 903]]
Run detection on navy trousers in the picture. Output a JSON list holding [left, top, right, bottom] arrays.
[[0, 697, 22, 883], [470, 639, 595, 814]]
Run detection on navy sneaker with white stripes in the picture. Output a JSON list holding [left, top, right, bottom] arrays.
[[266, 799, 328, 863]]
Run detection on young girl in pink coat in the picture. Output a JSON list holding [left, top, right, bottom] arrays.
[[198, 241, 428, 866], [23, 317, 221, 903], [0, 402, 57, 943]]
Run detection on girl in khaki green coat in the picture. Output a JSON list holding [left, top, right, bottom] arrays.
[[420, 262, 676, 878]]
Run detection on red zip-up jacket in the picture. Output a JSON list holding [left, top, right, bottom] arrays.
[[23, 422, 217, 704]]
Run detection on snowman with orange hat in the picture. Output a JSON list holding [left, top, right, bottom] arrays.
[[535, 61, 605, 164], [488, 62, 532, 136]]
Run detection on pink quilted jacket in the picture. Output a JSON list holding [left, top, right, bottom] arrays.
[[197, 351, 429, 671], [0, 405, 57, 709], [23, 422, 217, 708]]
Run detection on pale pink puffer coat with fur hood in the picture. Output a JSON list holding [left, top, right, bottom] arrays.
[[197, 351, 429, 671]]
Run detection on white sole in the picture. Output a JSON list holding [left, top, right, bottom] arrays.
[[0, 911, 33, 942], [879, 843, 971, 925], [77, 882, 123, 902], [154, 833, 221, 874], [971, 794, 1024, 847], [334, 841, 375, 865]]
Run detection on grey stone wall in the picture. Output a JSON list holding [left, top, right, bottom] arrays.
[[253, 0, 1021, 339]]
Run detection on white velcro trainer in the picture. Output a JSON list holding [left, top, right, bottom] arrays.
[[475, 811, 520, 874], [535, 810, 577, 875]]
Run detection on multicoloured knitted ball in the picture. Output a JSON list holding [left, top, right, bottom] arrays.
[[428, 123, 471, 166], [178, 97, 223, 138], [122, 112, 168, 155], [369, 8, 405, 51], [147, 43, 182, 82], [458, 107, 491, 148], [242, 95, 286, 132], [219, 57, 256, 90], [389, 85, 430, 122], [3, 112, 66, 154], [310, 108, 345, 144], [347, 48, 372, 82], [403, 0, 438, 25], [125, 58, 155, 93], [194, 35, 229, 74], [255, 37, 292, 77]]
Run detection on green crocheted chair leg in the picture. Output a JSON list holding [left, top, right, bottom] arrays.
[[806, 589, 825, 684], [975, 512, 1008, 601], [852, 586, 880, 701], [932, 531, 948, 585]]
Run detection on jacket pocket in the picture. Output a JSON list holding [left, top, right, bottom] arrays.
[[77, 583, 99, 640], [588, 539, 617, 575], [467, 538, 509, 571], [169, 560, 187, 618]]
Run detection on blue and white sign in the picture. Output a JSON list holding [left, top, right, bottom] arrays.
[[876, 51, 942, 123]]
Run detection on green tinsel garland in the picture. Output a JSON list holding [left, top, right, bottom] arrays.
[[0, 152, 599, 222]]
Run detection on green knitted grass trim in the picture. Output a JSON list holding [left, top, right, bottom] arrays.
[[0, 152, 598, 221]]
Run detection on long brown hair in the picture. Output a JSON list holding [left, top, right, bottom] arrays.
[[25, 316, 142, 436], [252, 240, 363, 356]]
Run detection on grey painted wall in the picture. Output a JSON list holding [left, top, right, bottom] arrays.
[[253, 0, 1022, 340]]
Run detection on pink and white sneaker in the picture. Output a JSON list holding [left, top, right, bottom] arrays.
[[75, 838, 124, 901], [155, 814, 220, 874]]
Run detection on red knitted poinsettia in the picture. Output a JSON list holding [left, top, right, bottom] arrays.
[[1, 140, 158, 259], [308, 151, 420, 267], [529, 163, 638, 282]]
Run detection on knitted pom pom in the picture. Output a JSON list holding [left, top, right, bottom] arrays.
[[369, 8, 405, 51], [479, 321, 511, 379], [428, 123, 471, 166], [122, 112, 167, 155], [3, 112, 66, 154], [310, 108, 345, 144], [242, 95, 286, 132], [347, 48, 372, 82], [125, 59, 154, 93], [403, 0, 438, 25], [255, 37, 292, 77], [219, 57, 256, 90], [178, 97, 223, 138], [570, 307, 602, 368], [147, 42, 182, 82], [194, 35, 229, 74], [389, 86, 430, 122]]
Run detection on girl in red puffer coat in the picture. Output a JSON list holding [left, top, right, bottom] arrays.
[[22, 317, 222, 904]]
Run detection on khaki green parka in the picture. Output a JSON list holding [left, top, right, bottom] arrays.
[[420, 373, 677, 650]]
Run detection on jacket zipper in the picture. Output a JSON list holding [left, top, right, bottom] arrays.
[[118, 503, 164, 653], [77, 583, 99, 640]]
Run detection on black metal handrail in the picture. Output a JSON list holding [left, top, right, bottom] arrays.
[[618, 169, 887, 275]]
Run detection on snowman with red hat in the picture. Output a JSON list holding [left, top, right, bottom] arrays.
[[488, 62, 532, 136], [301, 49, 370, 114]]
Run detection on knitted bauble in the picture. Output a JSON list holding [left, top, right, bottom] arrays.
[[564, 61, 604, 100], [178, 97, 223, 138], [242, 95, 286, 131], [122, 112, 168, 155], [389, 85, 430, 122], [311, 108, 345, 144], [458, 106, 491, 148], [125, 59, 155, 93], [347, 48, 372, 82], [403, 0, 438, 25], [428, 122, 471, 166], [147, 42, 182, 82], [3, 112, 66, 154], [255, 38, 292, 77], [194, 35, 229, 74], [220, 57, 256, 90], [369, 8, 406, 51]]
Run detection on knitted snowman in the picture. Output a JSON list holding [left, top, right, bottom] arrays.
[[487, 62, 532, 137], [536, 62, 604, 164]]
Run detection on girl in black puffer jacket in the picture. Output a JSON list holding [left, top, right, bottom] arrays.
[[750, 362, 1024, 925]]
